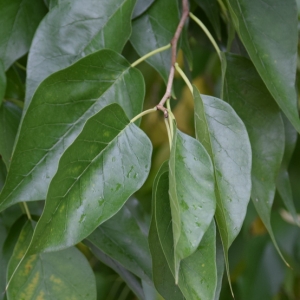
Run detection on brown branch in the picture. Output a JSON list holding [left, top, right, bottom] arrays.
[[156, 0, 189, 117]]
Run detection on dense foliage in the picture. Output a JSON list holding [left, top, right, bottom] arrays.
[[0, 0, 300, 299]]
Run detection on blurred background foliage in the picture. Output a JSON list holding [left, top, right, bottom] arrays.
[[0, 1, 300, 300]]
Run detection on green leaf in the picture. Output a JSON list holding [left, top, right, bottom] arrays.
[[130, 0, 180, 83], [277, 114, 299, 226], [194, 0, 221, 39], [7, 221, 97, 300], [27, 103, 152, 254], [0, 49, 145, 211], [151, 162, 218, 300], [0, 61, 6, 105], [132, 0, 155, 19], [214, 232, 224, 300], [4, 66, 25, 101], [223, 53, 288, 263], [0, 101, 22, 168], [0, 0, 47, 70], [169, 126, 216, 280], [86, 241, 145, 300], [0, 158, 6, 192], [226, 0, 300, 133], [149, 161, 184, 300], [87, 201, 153, 284], [0, 217, 8, 300], [193, 86, 252, 289], [25, 0, 136, 108]]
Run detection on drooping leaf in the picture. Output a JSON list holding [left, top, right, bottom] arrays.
[[149, 161, 184, 300], [227, 0, 300, 133], [132, 0, 155, 19], [25, 0, 136, 108], [130, 0, 180, 83], [7, 221, 97, 300], [85, 240, 145, 300], [193, 86, 252, 288], [150, 161, 218, 300], [169, 125, 216, 280], [0, 0, 47, 70], [27, 103, 152, 254], [0, 101, 22, 168], [87, 201, 153, 284], [277, 114, 299, 225], [223, 53, 288, 261], [194, 0, 221, 39], [0, 49, 145, 211], [0, 61, 6, 105]]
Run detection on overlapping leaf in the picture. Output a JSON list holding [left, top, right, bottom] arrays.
[[0, 101, 22, 168], [27, 104, 152, 254], [25, 0, 136, 108], [150, 161, 218, 300], [169, 126, 216, 280], [193, 86, 252, 286], [87, 201, 152, 284], [227, 0, 300, 133], [223, 54, 288, 260], [0, 50, 145, 210], [130, 0, 180, 83], [4, 66, 24, 101], [7, 221, 96, 300], [0, 0, 47, 70], [132, 0, 155, 19]]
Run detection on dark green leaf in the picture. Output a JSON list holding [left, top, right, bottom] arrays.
[[130, 0, 180, 83], [194, 0, 221, 39], [87, 201, 152, 284], [223, 53, 288, 262], [151, 161, 218, 300], [0, 101, 22, 168], [0, 218, 7, 300], [193, 86, 252, 287], [214, 231, 224, 300], [4, 66, 24, 101], [169, 126, 216, 280], [0, 158, 6, 192], [0, 0, 47, 70], [132, 0, 155, 19], [7, 221, 97, 300], [27, 103, 152, 254], [86, 240, 145, 300], [0, 50, 145, 210], [277, 114, 299, 225], [149, 161, 184, 300], [0, 61, 6, 105], [227, 0, 300, 133], [25, 0, 136, 108]]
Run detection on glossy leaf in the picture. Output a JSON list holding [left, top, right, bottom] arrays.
[[0, 61, 5, 105], [151, 162, 218, 300], [130, 0, 180, 83], [86, 240, 145, 300], [87, 201, 152, 284], [0, 49, 145, 210], [223, 54, 288, 260], [27, 103, 152, 254], [0, 101, 22, 168], [149, 161, 184, 300], [194, 0, 221, 39], [193, 86, 252, 285], [25, 0, 136, 108], [132, 0, 155, 19], [227, 0, 300, 133], [7, 221, 96, 300], [169, 126, 216, 280], [0, 0, 47, 70], [277, 114, 299, 225]]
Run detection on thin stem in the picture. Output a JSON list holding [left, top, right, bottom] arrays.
[[22, 202, 32, 220], [164, 118, 172, 150], [156, 0, 189, 114], [14, 61, 26, 71], [189, 12, 222, 61], [130, 107, 157, 123], [175, 63, 193, 93], [131, 44, 171, 68]]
